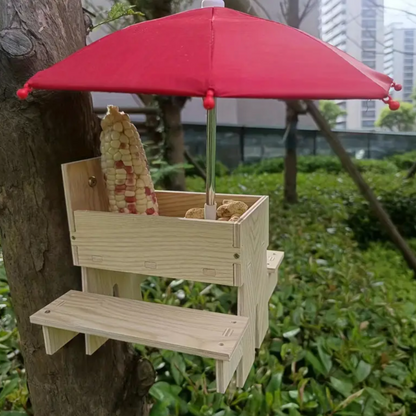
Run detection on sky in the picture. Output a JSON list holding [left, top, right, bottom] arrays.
[[385, 0, 416, 27]]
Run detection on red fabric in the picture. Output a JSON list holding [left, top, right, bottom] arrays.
[[23, 7, 393, 100]]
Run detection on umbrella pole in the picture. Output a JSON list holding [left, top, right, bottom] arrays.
[[204, 102, 217, 220]]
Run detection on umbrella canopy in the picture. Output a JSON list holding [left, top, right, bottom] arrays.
[[18, 6, 401, 108]]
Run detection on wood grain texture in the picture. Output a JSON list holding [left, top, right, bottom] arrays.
[[72, 211, 240, 285], [31, 290, 249, 362], [235, 197, 269, 387], [215, 317, 250, 393], [267, 251, 284, 300], [42, 326, 78, 355], [156, 191, 261, 218], [82, 267, 145, 355], [62, 158, 108, 262]]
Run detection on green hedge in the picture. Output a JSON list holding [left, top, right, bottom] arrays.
[[387, 151, 416, 170], [233, 156, 399, 176]]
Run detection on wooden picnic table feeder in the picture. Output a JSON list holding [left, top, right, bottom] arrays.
[[19, 0, 400, 393]]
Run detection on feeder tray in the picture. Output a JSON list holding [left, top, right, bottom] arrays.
[[30, 157, 284, 393]]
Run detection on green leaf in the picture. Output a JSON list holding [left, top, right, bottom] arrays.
[[266, 372, 283, 393], [0, 377, 19, 406], [330, 377, 353, 398], [365, 387, 389, 408], [171, 353, 186, 385], [317, 343, 332, 375], [305, 351, 326, 376], [355, 361, 372, 383], [333, 389, 364, 412], [283, 328, 301, 338], [149, 400, 170, 416], [149, 381, 180, 406]]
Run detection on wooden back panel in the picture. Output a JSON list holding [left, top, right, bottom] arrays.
[[61, 157, 108, 234]]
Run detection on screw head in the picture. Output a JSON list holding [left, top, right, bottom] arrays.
[[88, 176, 97, 187], [234, 253, 240, 259], [45, 310, 51, 314]]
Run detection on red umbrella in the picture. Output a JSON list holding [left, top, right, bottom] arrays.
[[17, 0, 402, 218]]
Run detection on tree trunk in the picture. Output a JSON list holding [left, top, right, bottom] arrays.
[[284, 106, 299, 203], [0, 2, 154, 415], [306, 100, 416, 275], [159, 97, 187, 191], [283, 0, 301, 204], [406, 160, 416, 179]]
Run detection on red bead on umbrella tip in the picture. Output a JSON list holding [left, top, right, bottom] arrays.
[[16, 83, 33, 100], [393, 83, 402, 91], [389, 100, 400, 111], [203, 90, 215, 110]]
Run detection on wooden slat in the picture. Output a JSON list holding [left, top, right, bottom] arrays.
[[82, 268, 146, 355], [235, 196, 269, 387], [72, 211, 240, 286], [267, 250, 284, 300], [215, 320, 249, 393], [31, 291, 249, 362], [156, 191, 261, 218]]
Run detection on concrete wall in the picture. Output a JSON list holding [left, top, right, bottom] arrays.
[[86, 0, 320, 128]]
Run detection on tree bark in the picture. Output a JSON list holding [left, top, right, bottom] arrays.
[[0, 2, 154, 415], [283, 0, 301, 204], [159, 97, 187, 191], [284, 106, 299, 203], [306, 100, 416, 274]]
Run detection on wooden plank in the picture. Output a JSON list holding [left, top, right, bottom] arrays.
[[61, 158, 108, 262], [42, 326, 78, 355], [31, 291, 249, 362], [235, 196, 269, 387], [72, 211, 240, 286], [82, 268, 145, 355], [155, 191, 261, 218], [215, 318, 249, 393], [267, 251, 284, 300]]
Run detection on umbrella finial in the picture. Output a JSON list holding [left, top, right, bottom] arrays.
[[17, 83, 33, 100], [201, 0, 225, 7], [383, 95, 401, 111], [203, 89, 216, 110]]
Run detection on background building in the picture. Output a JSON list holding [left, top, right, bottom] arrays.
[[385, 25, 416, 103], [87, 0, 320, 129], [320, 0, 385, 130]]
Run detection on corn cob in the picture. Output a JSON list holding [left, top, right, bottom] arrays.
[[100, 105, 159, 215]]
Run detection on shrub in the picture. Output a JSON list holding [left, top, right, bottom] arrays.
[[233, 156, 398, 176], [387, 151, 416, 171], [187, 155, 229, 178]]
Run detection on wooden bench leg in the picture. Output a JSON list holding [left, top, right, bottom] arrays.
[[82, 267, 145, 355], [42, 326, 78, 355]]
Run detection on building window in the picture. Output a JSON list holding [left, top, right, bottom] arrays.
[[362, 101, 376, 109], [362, 110, 376, 118], [362, 30, 377, 39], [362, 51, 376, 59], [363, 60, 376, 69], [362, 9, 376, 18], [362, 20, 376, 29], [362, 40, 376, 49], [362, 120, 375, 128]]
